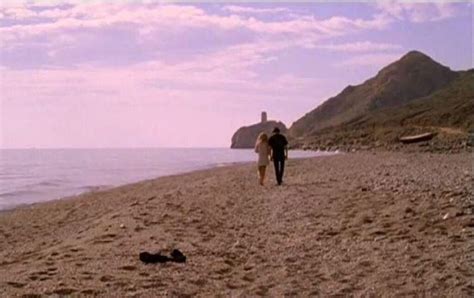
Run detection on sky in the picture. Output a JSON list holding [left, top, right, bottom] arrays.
[[0, 1, 472, 148]]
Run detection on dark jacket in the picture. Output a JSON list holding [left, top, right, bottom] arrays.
[[268, 133, 288, 160]]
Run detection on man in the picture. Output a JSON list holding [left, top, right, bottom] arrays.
[[268, 127, 288, 186]]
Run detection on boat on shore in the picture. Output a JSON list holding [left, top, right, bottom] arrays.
[[399, 132, 435, 144]]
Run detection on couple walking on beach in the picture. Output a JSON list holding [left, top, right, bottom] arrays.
[[254, 127, 288, 186]]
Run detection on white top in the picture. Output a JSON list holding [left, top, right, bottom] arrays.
[[255, 142, 270, 166]]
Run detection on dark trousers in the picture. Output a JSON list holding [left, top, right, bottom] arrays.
[[273, 158, 285, 185]]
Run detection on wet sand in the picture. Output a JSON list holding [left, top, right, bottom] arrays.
[[0, 152, 472, 296]]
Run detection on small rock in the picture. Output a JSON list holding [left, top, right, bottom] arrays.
[[442, 213, 449, 220], [120, 224, 126, 229]]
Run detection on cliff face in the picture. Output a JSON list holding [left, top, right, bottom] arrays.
[[231, 121, 287, 149]]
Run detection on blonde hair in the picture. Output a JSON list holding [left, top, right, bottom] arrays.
[[256, 132, 268, 146]]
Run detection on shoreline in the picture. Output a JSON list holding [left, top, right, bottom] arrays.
[[0, 161, 249, 214], [1, 151, 337, 213], [0, 151, 472, 296], [0, 160, 252, 214], [0, 149, 331, 213]]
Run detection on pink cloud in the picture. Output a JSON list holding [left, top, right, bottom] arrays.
[[376, 1, 462, 23], [223, 5, 290, 15], [315, 41, 403, 52], [1, 3, 391, 49]]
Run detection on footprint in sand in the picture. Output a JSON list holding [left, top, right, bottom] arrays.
[[146, 196, 156, 202], [114, 281, 128, 288], [226, 279, 242, 289], [370, 230, 386, 236], [99, 275, 114, 283], [134, 225, 145, 232], [50, 251, 59, 257], [143, 219, 160, 227], [254, 285, 269, 296], [81, 289, 100, 295], [190, 278, 206, 286], [358, 260, 373, 268], [242, 272, 256, 282], [81, 275, 94, 281], [92, 233, 117, 244], [44, 260, 55, 266], [20, 294, 42, 298], [50, 288, 77, 295], [7, 281, 25, 288], [46, 267, 58, 276], [69, 247, 83, 253], [129, 201, 140, 207], [119, 265, 137, 271], [142, 280, 166, 289], [35, 270, 51, 276], [213, 263, 232, 275]]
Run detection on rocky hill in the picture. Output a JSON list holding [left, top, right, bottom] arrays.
[[231, 119, 287, 149], [289, 51, 473, 152]]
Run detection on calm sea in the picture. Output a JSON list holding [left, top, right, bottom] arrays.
[[0, 148, 328, 210]]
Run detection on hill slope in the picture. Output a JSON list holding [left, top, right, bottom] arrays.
[[361, 70, 474, 131], [291, 71, 474, 152], [290, 51, 460, 138]]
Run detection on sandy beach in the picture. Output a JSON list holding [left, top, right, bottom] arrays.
[[0, 152, 472, 297]]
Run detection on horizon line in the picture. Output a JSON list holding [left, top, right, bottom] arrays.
[[0, 146, 234, 150]]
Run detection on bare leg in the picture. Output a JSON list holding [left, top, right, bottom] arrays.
[[258, 166, 266, 185], [257, 166, 262, 184]]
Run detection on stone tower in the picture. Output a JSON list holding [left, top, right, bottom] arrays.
[[261, 111, 267, 123]]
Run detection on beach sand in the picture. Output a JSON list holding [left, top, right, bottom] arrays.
[[0, 152, 472, 297]]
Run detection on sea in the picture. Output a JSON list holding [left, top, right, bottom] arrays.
[[0, 148, 329, 211]]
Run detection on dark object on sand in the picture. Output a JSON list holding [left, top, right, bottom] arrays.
[[139, 252, 171, 264], [399, 132, 435, 144], [139, 249, 187, 264], [170, 249, 186, 263]]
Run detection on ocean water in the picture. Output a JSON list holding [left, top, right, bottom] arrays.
[[0, 148, 328, 210]]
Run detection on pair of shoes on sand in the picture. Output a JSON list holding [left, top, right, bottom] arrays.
[[139, 249, 186, 264]]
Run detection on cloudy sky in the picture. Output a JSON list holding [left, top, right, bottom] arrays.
[[0, 1, 472, 148]]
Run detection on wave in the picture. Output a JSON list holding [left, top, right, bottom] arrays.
[[0, 189, 40, 198], [210, 161, 247, 168], [78, 185, 112, 192], [35, 180, 66, 187]]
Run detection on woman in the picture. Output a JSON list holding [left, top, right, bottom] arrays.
[[254, 132, 271, 186]]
